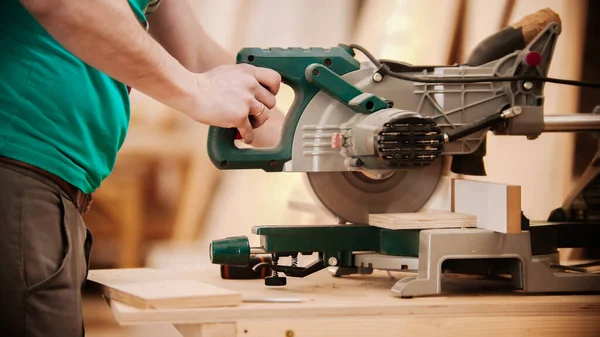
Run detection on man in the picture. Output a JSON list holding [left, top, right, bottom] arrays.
[[0, 1, 283, 336]]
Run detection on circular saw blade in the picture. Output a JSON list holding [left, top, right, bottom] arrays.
[[307, 159, 446, 225]]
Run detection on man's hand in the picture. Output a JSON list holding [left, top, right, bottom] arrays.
[[190, 64, 281, 144]]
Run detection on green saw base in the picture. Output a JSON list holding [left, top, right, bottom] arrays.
[[209, 224, 420, 281], [209, 221, 600, 285], [253, 224, 420, 257]]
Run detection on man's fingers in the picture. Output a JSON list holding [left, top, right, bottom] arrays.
[[252, 111, 269, 128], [254, 67, 281, 95], [237, 117, 254, 144], [254, 85, 276, 110], [248, 98, 270, 128], [251, 109, 269, 129]]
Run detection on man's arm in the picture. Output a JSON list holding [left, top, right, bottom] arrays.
[[21, 0, 280, 144], [145, 0, 232, 73], [146, 0, 284, 147]]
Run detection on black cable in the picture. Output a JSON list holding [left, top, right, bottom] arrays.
[[445, 112, 505, 142], [349, 44, 382, 67], [348, 44, 600, 88]]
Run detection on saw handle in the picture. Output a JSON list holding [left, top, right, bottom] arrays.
[[207, 45, 360, 171]]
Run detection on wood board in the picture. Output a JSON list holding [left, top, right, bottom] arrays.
[[87, 268, 241, 309], [369, 210, 477, 230], [452, 178, 522, 234]]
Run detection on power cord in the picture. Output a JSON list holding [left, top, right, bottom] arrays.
[[348, 44, 600, 88]]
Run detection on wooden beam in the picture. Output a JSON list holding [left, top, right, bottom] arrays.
[[452, 178, 522, 233]]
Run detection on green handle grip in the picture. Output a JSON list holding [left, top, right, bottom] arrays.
[[207, 45, 360, 171]]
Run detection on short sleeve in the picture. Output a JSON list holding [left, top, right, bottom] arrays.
[[145, 0, 162, 14]]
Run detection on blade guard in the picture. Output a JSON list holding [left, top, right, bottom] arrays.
[[206, 45, 360, 171]]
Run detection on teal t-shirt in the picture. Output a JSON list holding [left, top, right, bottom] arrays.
[[0, 0, 153, 193]]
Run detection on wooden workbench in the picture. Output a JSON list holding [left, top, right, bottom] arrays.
[[89, 265, 600, 337]]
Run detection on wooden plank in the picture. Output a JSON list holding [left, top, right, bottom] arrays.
[[452, 178, 522, 234], [175, 323, 236, 337], [158, 315, 600, 337], [237, 315, 600, 337], [93, 267, 600, 326], [88, 268, 241, 309], [369, 210, 477, 230], [108, 289, 600, 326], [101, 279, 240, 310]]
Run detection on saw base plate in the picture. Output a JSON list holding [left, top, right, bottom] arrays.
[[211, 221, 600, 297]]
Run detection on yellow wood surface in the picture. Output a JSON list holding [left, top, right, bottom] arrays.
[[89, 266, 600, 337]]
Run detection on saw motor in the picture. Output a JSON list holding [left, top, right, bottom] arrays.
[[339, 110, 444, 169]]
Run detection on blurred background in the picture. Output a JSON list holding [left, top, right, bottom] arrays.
[[83, 0, 597, 335]]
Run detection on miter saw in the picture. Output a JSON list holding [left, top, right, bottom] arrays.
[[207, 8, 600, 297]]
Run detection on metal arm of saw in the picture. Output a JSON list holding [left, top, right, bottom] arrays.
[[304, 63, 390, 113]]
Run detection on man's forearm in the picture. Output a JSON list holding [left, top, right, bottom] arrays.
[[146, 1, 285, 147], [147, 0, 234, 73], [22, 0, 198, 116]]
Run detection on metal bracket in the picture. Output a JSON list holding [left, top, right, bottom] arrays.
[[391, 228, 600, 298]]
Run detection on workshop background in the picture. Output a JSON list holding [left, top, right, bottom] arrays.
[[82, 0, 595, 336]]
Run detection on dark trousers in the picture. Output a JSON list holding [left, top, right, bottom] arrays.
[[0, 160, 93, 337]]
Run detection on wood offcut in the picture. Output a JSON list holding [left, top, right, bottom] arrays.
[[452, 178, 522, 234], [369, 210, 477, 230], [88, 268, 241, 309]]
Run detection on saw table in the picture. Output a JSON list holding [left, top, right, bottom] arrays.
[[88, 265, 600, 337]]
